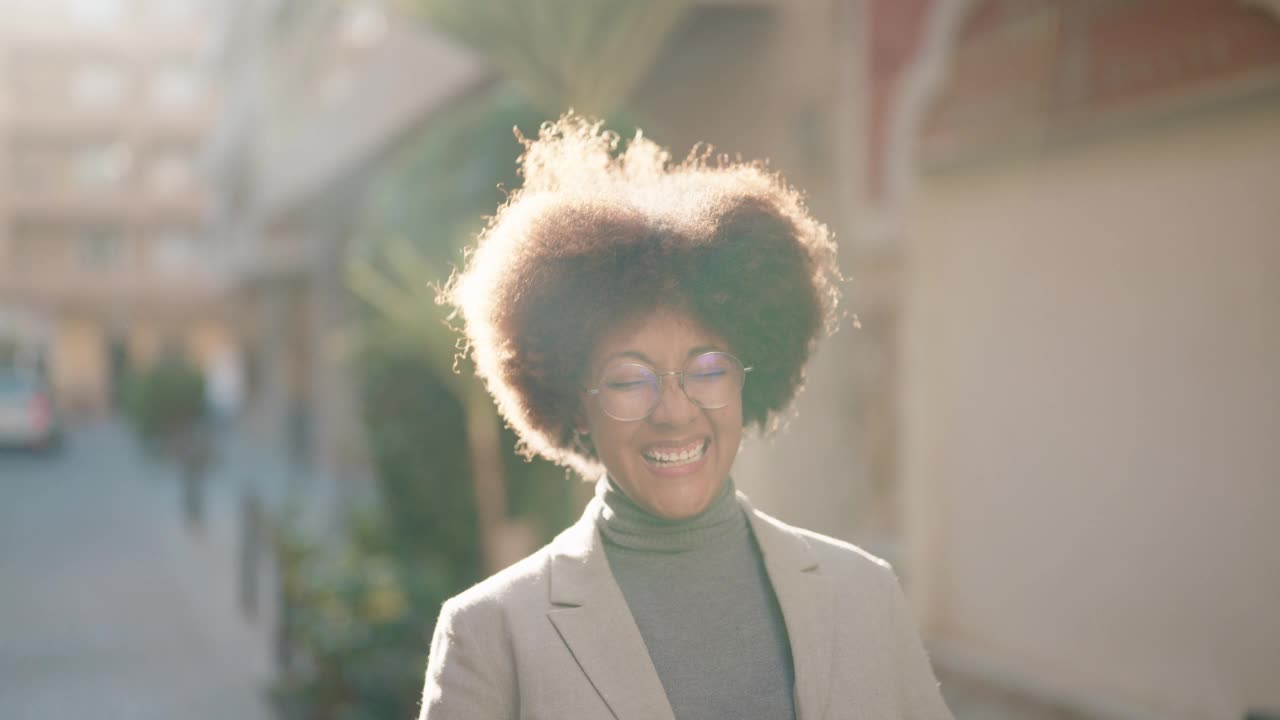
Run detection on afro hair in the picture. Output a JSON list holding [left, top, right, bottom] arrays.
[[441, 113, 842, 478]]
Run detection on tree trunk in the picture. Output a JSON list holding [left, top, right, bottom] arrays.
[[463, 392, 509, 572]]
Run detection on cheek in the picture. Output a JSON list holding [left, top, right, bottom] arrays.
[[713, 405, 744, 453], [727, 399, 745, 430], [585, 413, 634, 459]]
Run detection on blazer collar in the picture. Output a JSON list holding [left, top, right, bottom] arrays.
[[547, 499, 676, 720], [546, 492, 834, 720], [740, 493, 835, 720]]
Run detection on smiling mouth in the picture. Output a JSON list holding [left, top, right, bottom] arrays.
[[641, 439, 709, 468]]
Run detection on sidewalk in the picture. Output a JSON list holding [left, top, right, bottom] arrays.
[[0, 421, 277, 720]]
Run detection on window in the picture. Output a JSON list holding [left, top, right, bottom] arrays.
[[78, 227, 124, 269], [147, 150, 193, 193], [338, 1, 388, 50], [71, 62, 127, 107], [149, 228, 195, 273], [75, 142, 132, 188], [67, 0, 126, 29], [141, 0, 199, 29], [148, 65, 202, 108]]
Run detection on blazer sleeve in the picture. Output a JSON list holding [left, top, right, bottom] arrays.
[[885, 568, 955, 720], [419, 596, 516, 720]]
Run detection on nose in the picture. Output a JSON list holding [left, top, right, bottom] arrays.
[[648, 373, 699, 426]]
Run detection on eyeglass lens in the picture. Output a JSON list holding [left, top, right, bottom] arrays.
[[596, 352, 746, 421]]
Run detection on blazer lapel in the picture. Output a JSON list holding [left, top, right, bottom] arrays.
[[546, 505, 676, 720], [743, 495, 835, 720]]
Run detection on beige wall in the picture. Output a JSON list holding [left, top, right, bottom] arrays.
[[45, 317, 235, 418], [50, 316, 107, 414], [184, 320, 235, 375], [0, 0, 228, 417], [903, 102, 1280, 717], [127, 323, 163, 370]]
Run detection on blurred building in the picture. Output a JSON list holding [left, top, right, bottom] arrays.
[[869, 0, 1280, 716], [0, 0, 234, 416], [204, 0, 487, 493]]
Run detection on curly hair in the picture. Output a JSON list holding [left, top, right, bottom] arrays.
[[441, 114, 842, 478]]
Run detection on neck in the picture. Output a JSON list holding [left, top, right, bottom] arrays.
[[593, 475, 744, 553]]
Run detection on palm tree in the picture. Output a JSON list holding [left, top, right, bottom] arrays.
[[348, 233, 518, 569], [351, 2, 690, 570], [347, 95, 553, 572]]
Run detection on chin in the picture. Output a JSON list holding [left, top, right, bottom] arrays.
[[641, 471, 724, 519]]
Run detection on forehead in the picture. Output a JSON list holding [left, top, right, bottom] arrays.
[[591, 307, 727, 368]]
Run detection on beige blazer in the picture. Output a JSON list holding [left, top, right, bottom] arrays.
[[419, 493, 954, 720]]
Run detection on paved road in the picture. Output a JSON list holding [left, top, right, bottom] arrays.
[[0, 422, 275, 720]]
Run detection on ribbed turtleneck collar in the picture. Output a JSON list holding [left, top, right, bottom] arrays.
[[592, 475, 746, 553]]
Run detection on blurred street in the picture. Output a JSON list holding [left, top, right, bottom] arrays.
[[0, 422, 274, 720]]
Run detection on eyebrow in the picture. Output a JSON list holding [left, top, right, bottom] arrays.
[[602, 345, 722, 367]]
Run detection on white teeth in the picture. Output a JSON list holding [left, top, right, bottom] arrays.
[[643, 441, 707, 466]]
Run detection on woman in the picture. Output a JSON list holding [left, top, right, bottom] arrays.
[[420, 115, 953, 720]]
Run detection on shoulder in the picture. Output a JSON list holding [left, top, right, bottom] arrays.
[[440, 544, 554, 622], [438, 505, 601, 627], [799, 524, 895, 575], [438, 509, 597, 616], [749, 504, 898, 583], [425, 538, 557, 717]]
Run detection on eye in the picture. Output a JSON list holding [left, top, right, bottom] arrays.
[[601, 364, 654, 391], [688, 369, 727, 380], [685, 352, 735, 381], [606, 379, 651, 391]]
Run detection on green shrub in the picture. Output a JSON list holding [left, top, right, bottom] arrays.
[[271, 505, 456, 720], [270, 89, 580, 720], [123, 354, 205, 446]]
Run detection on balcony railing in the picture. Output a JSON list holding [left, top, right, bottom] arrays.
[[6, 104, 212, 138], [0, 266, 230, 309], [6, 189, 208, 221]]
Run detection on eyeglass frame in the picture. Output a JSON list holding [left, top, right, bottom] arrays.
[[584, 351, 754, 422]]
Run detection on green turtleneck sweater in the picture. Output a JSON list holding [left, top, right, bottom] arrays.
[[595, 477, 796, 720]]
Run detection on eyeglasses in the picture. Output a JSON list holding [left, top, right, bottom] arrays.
[[586, 351, 752, 422]]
